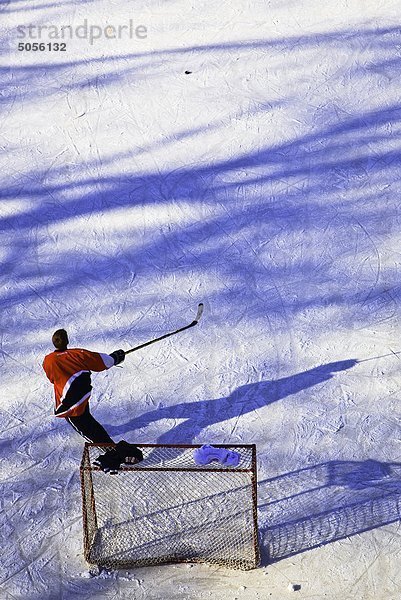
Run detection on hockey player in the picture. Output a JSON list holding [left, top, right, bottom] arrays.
[[43, 328, 143, 473]]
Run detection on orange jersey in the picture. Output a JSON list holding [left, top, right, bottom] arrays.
[[43, 348, 114, 418]]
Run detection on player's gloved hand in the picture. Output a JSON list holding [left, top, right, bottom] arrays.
[[110, 349, 125, 365], [93, 450, 121, 474]]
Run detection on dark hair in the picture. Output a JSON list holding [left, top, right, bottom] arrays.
[[52, 329, 69, 350]]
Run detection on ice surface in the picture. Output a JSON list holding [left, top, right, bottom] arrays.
[[1, 0, 401, 598]]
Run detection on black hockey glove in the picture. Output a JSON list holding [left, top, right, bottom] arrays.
[[93, 449, 121, 474], [110, 349, 125, 365]]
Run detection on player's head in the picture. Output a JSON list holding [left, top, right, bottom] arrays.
[[52, 328, 69, 350]]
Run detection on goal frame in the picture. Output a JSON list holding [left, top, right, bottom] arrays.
[[80, 442, 260, 570]]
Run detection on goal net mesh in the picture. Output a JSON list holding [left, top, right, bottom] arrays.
[[80, 443, 259, 571]]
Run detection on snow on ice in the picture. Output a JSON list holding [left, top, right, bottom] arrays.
[[1, 0, 401, 598]]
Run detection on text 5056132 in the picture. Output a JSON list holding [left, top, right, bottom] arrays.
[[18, 42, 67, 51]]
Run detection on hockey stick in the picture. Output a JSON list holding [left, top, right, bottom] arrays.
[[125, 303, 204, 356]]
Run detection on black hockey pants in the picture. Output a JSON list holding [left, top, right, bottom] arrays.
[[66, 405, 114, 444]]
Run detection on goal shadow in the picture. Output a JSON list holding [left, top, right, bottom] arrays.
[[257, 459, 401, 564]]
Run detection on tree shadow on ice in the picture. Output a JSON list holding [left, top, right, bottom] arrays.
[[1, 0, 96, 14], [107, 359, 358, 442], [258, 459, 401, 565], [1, 25, 400, 104], [1, 75, 401, 348], [1, 100, 401, 332]]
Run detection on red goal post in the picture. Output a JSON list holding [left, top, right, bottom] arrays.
[[80, 443, 260, 571]]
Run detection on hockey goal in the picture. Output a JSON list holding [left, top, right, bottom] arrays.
[[80, 443, 260, 571]]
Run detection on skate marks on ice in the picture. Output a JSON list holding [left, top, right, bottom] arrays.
[[1, 6, 401, 599], [2, 33, 401, 344], [2, 24, 401, 108], [106, 359, 358, 443], [258, 459, 401, 563]]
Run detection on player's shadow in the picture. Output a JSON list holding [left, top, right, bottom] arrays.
[[107, 359, 358, 442], [258, 459, 401, 564]]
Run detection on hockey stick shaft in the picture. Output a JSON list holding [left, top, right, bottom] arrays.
[[125, 303, 204, 356]]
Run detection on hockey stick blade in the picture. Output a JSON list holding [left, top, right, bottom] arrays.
[[192, 302, 204, 325]]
